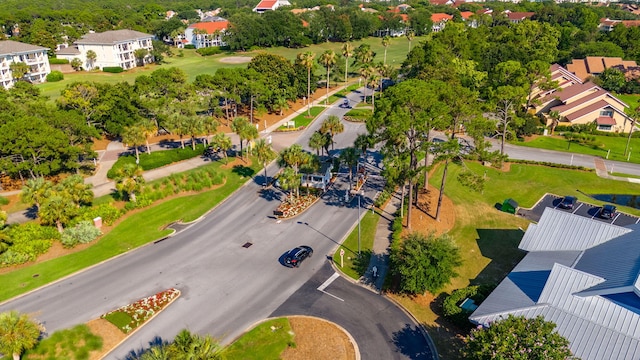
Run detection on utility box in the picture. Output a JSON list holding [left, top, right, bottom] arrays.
[[502, 198, 519, 214]]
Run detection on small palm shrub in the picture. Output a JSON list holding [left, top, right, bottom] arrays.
[[61, 221, 102, 248]]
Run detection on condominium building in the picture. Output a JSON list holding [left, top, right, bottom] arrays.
[[0, 40, 51, 89], [57, 29, 154, 70]]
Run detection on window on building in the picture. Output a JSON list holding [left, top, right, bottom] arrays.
[[600, 110, 613, 117], [598, 124, 612, 131]]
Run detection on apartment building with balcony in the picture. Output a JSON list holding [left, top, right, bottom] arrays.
[[0, 40, 51, 89], [57, 30, 154, 70]]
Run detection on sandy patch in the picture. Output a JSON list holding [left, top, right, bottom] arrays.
[[219, 56, 253, 64], [281, 317, 356, 360]]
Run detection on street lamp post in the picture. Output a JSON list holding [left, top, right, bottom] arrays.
[[357, 192, 361, 256]]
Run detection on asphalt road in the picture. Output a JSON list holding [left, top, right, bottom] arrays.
[[0, 89, 434, 359]]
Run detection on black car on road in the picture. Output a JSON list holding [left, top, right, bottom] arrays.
[[284, 246, 313, 267], [599, 204, 617, 219], [559, 196, 577, 210]]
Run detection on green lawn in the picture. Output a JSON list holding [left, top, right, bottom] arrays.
[[107, 143, 207, 179], [614, 93, 640, 109], [516, 134, 640, 164], [332, 208, 378, 279], [277, 106, 324, 130], [37, 36, 424, 101], [226, 318, 294, 360], [0, 160, 260, 302]]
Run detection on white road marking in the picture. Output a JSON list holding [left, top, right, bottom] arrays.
[[317, 272, 340, 291], [572, 203, 583, 213], [317, 272, 344, 301]]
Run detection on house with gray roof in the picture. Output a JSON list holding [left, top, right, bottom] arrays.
[[0, 40, 51, 89], [56, 29, 154, 71], [469, 208, 640, 360]]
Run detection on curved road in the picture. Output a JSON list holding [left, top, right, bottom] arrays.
[[0, 90, 434, 359]]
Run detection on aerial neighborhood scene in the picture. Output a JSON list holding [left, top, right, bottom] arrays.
[[2, 0, 640, 358]]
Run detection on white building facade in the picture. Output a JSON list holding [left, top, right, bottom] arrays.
[[57, 30, 154, 70], [0, 40, 51, 89]]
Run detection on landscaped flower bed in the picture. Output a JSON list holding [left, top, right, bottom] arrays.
[[102, 288, 180, 334], [276, 194, 319, 218]]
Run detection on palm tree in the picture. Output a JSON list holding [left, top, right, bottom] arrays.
[[0, 310, 43, 360], [359, 65, 374, 104], [59, 175, 93, 207], [278, 144, 309, 173], [354, 133, 373, 158], [340, 147, 359, 191], [40, 194, 76, 233], [210, 133, 232, 164], [367, 70, 381, 110], [86, 50, 97, 70], [342, 42, 353, 85], [319, 50, 337, 105], [115, 163, 145, 203], [20, 177, 52, 211], [320, 115, 344, 151], [381, 35, 391, 66], [253, 138, 275, 187], [353, 44, 374, 67], [122, 125, 146, 164], [274, 96, 289, 116], [231, 116, 258, 160], [548, 110, 560, 135], [168, 329, 225, 360], [9, 62, 29, 81], [141, 119, 158, 154], [309, 131, 328, 156], [202, 116, 219, 145], [278, 167, 301, 199], [406, 29, 415, 52], [296, 51, 315, 116]]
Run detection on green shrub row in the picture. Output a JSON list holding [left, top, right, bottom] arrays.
[[72, 203, 123, 226], [48, 58, 69, 64], [184, 44, 196, 49], [0, 195, 8, 206], [0, 223, 60, 266], [508, 159, 593, 171], [46, 70, 64, 82], [107, 144, 207, 179], [374, 189, 391, 208], [196, 46, 222, 56], [103, 66, 124, 73]]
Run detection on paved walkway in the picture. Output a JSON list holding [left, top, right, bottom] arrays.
[[594, 157, 640, 183]]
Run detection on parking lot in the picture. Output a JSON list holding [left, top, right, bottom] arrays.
[[518, 194, 640, 226]]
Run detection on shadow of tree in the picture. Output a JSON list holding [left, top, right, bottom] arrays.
[[392, 323, 436, 360], [123, 336, 170, 360], [232, 165, 255, 178]]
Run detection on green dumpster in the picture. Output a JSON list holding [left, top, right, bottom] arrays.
[[502, 198, 519, 214]]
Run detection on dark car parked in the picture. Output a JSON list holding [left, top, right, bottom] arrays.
[[284, 246, 313, 267], [599, 204, 617, 219], [559, 196, 577, 210]]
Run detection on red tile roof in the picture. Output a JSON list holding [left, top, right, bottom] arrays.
[[460, 11, 474, 20], [188, 21, 229, 33], [597, 116, 617, 125], [432, 13, 454, 22], [254, 0, 277, 10], [506, 11, 535, 21], [429, 0, 452, 5]]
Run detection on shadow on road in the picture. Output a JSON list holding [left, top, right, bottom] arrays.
[[392, 323, 435, 360], [123, 336, 170, 360]]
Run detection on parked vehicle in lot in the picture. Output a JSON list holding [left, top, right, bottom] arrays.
[[284, 246, 313, 267], [559, 196, 577, 209], [599, 204, 617, 219]]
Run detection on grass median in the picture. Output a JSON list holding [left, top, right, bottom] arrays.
[[515, 134, 640, 164], [0, 159, 260, 303], [333, 208, 379, 280]]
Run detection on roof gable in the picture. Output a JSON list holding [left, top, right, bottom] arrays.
[[188, 21, 229, 33], [0, 40, 49, 54], [431, 13, 453, 22], [76, 30, 153, 45]]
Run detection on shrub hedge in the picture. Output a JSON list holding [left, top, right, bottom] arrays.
[[196, 46, 222, 56], [103, 66, 124, 73], [48, 58, 69, 64], [46, 70, 64, 82], [184, 44, 196, 49], [0, 223, 59, 266]]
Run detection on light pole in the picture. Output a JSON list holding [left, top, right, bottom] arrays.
[[354, 189, 364, 256]]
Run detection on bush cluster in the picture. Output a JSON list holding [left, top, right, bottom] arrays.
[[103, 66, 124, 73], [196, 47, 222, 56], [508, 159, 593, 171], [46, 70, 64, 82], [374, 189, 391, 208], [72, 203, 123, 226], [184, 44, 196, 49], [61, 221, 102, 248], [0, 223, 59, 266], [0, 195, 8, 206]]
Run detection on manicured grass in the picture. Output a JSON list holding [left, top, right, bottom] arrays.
[[107, 143, 206, 179], [0, 160, 260, 302], [517, 134, 640, 164], [103, 311, 132, 330], [226, 318, 295, 360], [611, 172, 640, 179], [37, 36, 424, 101], [344, 108, 372, 119], [277, 106, 324, 130], [333, 208, 379, 280], [24, 324, 103, 360]]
